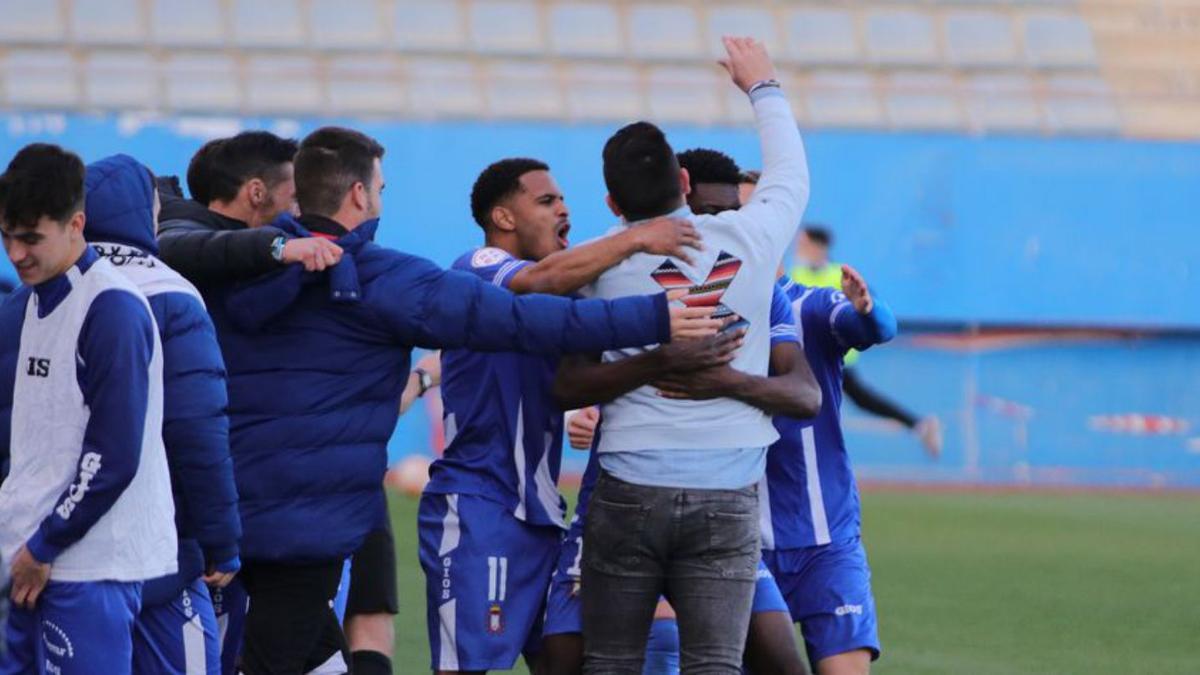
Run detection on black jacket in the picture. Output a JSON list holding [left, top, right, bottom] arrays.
[[156, 187, 284, 287]]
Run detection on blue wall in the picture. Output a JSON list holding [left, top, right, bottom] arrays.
[[2, 112, 1198, 328]]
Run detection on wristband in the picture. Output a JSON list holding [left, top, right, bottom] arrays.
[[747, 79, 782, 96]]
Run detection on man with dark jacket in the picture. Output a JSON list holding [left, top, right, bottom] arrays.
[[209, 126, 720, 674], [83, 154, 241, 674], [157, 131, 344, 289]]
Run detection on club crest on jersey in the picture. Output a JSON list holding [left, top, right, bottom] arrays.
[[472, 247, 509, 268], [651, 251, 748, 329], [487, 604, 504, 634]]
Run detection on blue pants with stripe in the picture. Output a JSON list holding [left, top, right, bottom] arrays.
[[132, 577, 220, 675]]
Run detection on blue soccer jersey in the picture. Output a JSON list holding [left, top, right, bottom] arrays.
[[425, 247, 568, 528], [761, 279, 897, 549]]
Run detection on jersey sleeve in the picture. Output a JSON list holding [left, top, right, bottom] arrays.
[[455, 247, 531, 290], [798, 287, 896, 358], [768, 284, 799, 346]]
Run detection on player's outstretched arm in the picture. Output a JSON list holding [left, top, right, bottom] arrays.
[[552, 329, 743, 411], [831, 264, 897, 350], [508, 216, 701, 296], [720, 36, 810, 255], [373, 258, 721, 356]]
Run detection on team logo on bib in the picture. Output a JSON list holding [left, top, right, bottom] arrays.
[[472, 247, 508, 268]]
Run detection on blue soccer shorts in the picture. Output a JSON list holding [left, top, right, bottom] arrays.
[[418, 493, 562, 671], [761, 536, 881, 665], [133, 577, 220, 674]]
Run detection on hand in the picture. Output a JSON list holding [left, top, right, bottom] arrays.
[[203, 556, 240, 589], [566, 407, 600, 450], [633, 217, 703, 264], [654, 364, 745, 401], [282, 237, 343, 272], [655, 328, 745, 374], [718, 36, 777, 94], [666, 290, 722, 340], [840, 264, 873, 314], [414, 350, 442, 388], [9, 545, 50, 610]]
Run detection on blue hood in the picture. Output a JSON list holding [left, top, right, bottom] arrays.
[[84, 154, 157, 254]]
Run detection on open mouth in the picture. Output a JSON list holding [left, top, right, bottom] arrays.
[[556, 222, 571, 248]]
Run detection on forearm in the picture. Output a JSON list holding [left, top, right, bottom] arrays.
[[834, 298, 897, 350], [724, 368, 821, 419], [742, 89, 810, 250], [158, 227, 281, 285], [510, 230, 641, 296], [399, 370, 422, 416], [554, 351, 667, 410]]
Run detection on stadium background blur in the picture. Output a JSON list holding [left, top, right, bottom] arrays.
[[1, 1, 1197, 672]]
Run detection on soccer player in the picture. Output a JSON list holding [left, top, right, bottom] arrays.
[[541, 146, 816, 675], [0, 144, 177, 674], [558, 37, 810, 672], [790, 225, 941, 458], [420, 157, 707, 674], [157, 130, 344, 288], [764, 266, 897, 675], [82, 154, 241, 675], [206, 126, 721, 672]]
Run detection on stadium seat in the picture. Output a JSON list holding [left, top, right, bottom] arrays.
[[244, 56, 322, 114], [163, 54, 239, 112], [782, 8, 860, 65], [484, 61, 564, 118], [231, 0, 306, 49], [884, 73, 963, 130], [71, 0, 145, 46], [1042, 75, 1120, 133], [628, 4, 702, 60], [2, 50, 78, 108], [944, 11, 1018, 67], [865, 10, 940, 66], [705, 6, 780, 59], [311, 0, 387, 50], [803, 71, 884, 128], [1022, 12, 1096, 68], [83, 52, 157, 109], [394, 0, 467, 52], [964, 74, 1041, 132], [150, 0, 225, 47], [327, 56, 406, 115], [0, 0, 65, 44], [403, 58, 484, 117], [548, 3, 623, 58], [563, 63, 643, 121], [469, 1, 544, 55], [646, 66, 722, 124]]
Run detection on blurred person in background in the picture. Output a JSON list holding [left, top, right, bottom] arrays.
[[82, 154, 241, 675], [419, 156, 708, 674], [0, 144, 177, 674], [157, 131, 343, 290], [739, 172, 942, 459]]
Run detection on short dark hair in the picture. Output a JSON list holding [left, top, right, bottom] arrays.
[[294, 126, 385, 217], [196, 131, 298, 205], [803, 225, 833, 248], [0, 143, 85, 230], [469, 158, 549, 229], [677, 148, 741, 186], [602, 121, 682, 222]]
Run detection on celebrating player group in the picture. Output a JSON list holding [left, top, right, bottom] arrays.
[[0, 38, 897, 675]]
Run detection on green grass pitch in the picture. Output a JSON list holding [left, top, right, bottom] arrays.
[[387, 488, 1200, 674]]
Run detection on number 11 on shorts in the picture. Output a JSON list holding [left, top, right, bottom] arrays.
[[487, 556, 508, 603]]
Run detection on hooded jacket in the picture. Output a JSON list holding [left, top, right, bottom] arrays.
[[83, 154, 241, 605], [213, 213, 672, 562]]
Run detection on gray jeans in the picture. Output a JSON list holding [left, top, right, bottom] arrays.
[[580, 471, 761, 674]]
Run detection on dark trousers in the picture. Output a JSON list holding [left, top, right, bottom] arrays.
[[580, 471, 760, 674], [239, 559, 348, 674]]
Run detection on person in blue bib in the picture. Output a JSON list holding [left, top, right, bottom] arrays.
[[0, 144, 178, 674]]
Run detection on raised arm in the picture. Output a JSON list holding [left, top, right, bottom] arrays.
[[720, 36, 810, 255], [830, 264, 897, 351], [508, 217, 701, 296]]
